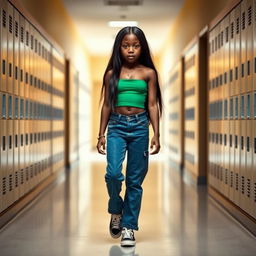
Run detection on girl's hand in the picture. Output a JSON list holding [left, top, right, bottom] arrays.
[[150, 135, 160, 154], [96, 137, 106, 155]]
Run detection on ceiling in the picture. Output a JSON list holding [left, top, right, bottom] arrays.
[[62, 0, 185, 56]]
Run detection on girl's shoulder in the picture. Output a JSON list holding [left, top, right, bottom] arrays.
[[139, 66, 156, 81], [104, 69, 113, 83]]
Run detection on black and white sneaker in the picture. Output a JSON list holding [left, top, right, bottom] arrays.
[[109, 214, 122, 238], [120, 227, 136, 247]]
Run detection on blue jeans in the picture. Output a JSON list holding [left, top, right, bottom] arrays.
[[105, 110, 149, 230]]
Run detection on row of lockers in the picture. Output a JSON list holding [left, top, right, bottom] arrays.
[[0, 0, 67, 214], [165, 33, 207, 184], [209, 0, 256, 97], [208, 0, 256, 219], [209, 92, 256, 120], [163, 0, 256, 232]]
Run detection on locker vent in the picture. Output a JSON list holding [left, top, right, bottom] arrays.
[[220, 167, 223, 181], [104, 0, 142, 6], [248, 6, 252, 25], [9, 174, 12, 191], [231, 22, 234, 38], [30, 165, 33, 178], [236, 17, 239, 34], [242, 12, 245, 30], [2, 9, 6, 27], [15, 171, 18, 187], [235, 173, 238, 190], [25, 167, 29, 181], [230, 171, 233, 187], [20, 26, 24, 42], [26, 31, 29, 46], [241, 175, 245, 194], [31, 35, 33, 49], [2, 177, 6, 195], [247, 179, 250, 198], [21, 169, 24, 184], [9, 15, 12, 33], [225, 169, 228, 184], [225, 26, 229, 42], [15, 21, 18, 37], [255, 1, 256, 22], [221, 31, 223, 46]]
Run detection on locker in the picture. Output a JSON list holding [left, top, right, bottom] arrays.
[[220, 18, 225, 195], [24, 98, 30, 194], [24, 17, 30, 194], [24, 18, 29, 99], [240, 0, 247, 93], [239, 93, 247, 210], [234, 3, 241, 96], [6, 93, 14, 208], [245, 0, 253, 93], [19, 12, 25, 197], [19, 97, 25, 197], [234, 95, 240, 206], [12, 7, 19, 202], [29, 22, 35, 189], [0, 92, 8, 212], [229, 7, 236, 97], [13, 95, 19, 202], [168, 62, 183, 170], [45, 38, 52, 179], [184, 42, 198, 179], [7, 1, 13, 94], [223, 13, 230, 198], [34, 28, 39, 184], [0, 0, 8, 92], [252, 92, 256, 218], [229, 7, 236, 202], [52, 46, 65, 173], [13, 7, 19, 96], [19, 12, 25, 98], [208, 29, 212, 187], [216, 22, 221, 192], [229, 96, 236, 203], [243, 92, 253, 216]]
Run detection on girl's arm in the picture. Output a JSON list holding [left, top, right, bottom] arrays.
[[147, 69, 161, 154], [96, 70, 112, 154]]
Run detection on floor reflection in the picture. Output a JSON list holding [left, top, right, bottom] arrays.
[[0, 151, 255, 256]]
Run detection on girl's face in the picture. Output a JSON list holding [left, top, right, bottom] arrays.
[[120, 33, 141, 64]]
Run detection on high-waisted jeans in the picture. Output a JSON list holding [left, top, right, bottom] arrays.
[[105, 109, 150, 230]]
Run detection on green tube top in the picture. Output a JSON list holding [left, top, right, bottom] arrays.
[[115, 79, 148, 109]]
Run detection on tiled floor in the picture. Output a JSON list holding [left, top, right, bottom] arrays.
[[0, 151, 255, 256]]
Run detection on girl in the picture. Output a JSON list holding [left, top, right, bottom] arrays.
[[96, 26, 163, 247]]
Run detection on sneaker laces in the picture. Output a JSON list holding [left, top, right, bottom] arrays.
[[122, 227, 134, 239], [111, 214, 121, 228]]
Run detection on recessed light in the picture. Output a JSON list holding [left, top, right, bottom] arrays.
[[108, 21, 138, 27]]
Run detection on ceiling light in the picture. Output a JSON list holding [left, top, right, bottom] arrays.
[[108, 21, 138, 27]]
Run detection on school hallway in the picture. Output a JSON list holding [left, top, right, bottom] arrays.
[[1, 0, 256, 255], [0, 152, 255, 256]]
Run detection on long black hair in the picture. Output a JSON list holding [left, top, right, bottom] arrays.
[[99, 26, 163, 117]]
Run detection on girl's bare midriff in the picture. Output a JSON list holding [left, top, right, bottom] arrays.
[[114, 106, 145, 115]]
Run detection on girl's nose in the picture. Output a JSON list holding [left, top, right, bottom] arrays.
[[128, 46, 134, 52]]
